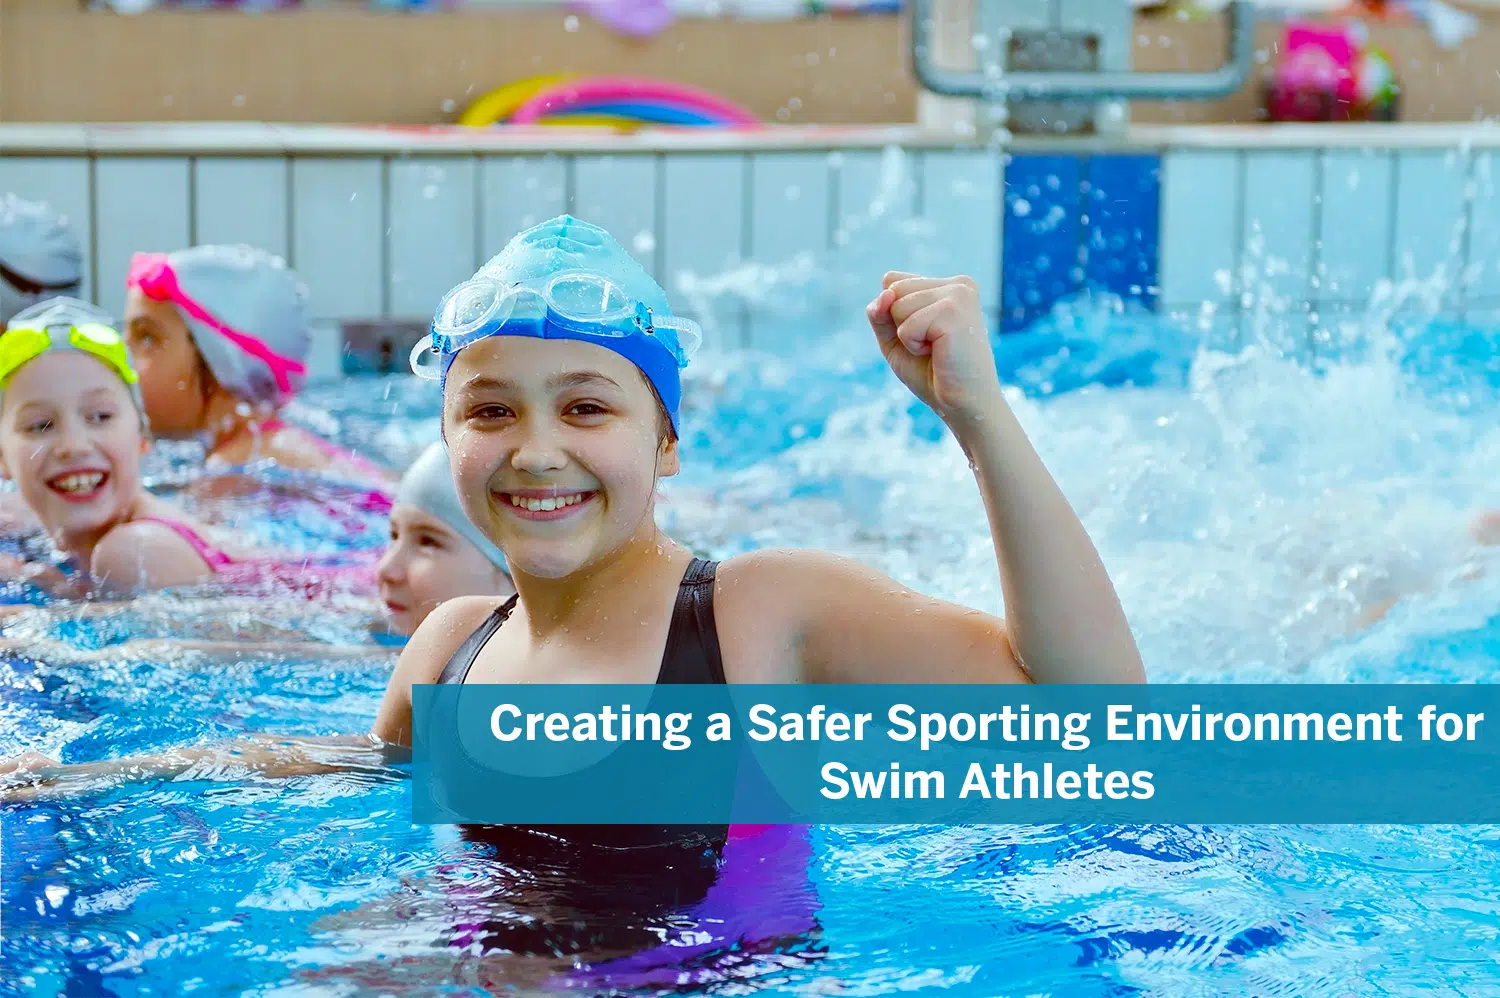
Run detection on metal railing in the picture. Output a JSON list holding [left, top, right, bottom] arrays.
[[910, 0, 1256, 103]]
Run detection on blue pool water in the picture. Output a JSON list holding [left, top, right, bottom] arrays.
[[4, 297, 1500, 996]]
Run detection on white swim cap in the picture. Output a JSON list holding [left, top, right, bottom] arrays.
[[128, 244, 312, 407], [396, 441, 509, 574], [0, 194, 84, 326]]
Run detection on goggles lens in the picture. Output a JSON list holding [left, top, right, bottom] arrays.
[[548, 274, 634, 324], [0, 327, 48, 387], [436, 281, 504, 338], [0, 322, 138, 388]]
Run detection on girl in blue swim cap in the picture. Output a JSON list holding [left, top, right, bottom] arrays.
[[373, 213, 1144, 745]]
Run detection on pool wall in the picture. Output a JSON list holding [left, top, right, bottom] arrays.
[[0, 123, 1495, 374]]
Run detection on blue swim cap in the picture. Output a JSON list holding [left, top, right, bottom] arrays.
[[410, 215, 700, 436]]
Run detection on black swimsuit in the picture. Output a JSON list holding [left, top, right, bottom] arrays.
[[433, 558, 738, 957], [437, 557, 726, 688]]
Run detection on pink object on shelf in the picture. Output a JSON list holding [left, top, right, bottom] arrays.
[[1268, 22, 1360, 122]]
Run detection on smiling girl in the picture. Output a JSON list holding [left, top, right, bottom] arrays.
[[0, 296, 375, 598], [0, 297, 227, 594], [375, 212, 1144, 745]]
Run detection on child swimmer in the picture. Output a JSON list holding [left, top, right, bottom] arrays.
[[0, 297, 257, 595], [0, 440, 515, 666], [122, 244, 395, 497], [374, 211, 1145, 747]]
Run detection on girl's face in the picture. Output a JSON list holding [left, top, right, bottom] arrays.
[[376, 502, 514, 636], [0, 352, 148, 540], [122, 289, 207, 436], [442, 336, 678, 581]]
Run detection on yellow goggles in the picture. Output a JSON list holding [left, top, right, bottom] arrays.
[[0, 321, 139, 390]]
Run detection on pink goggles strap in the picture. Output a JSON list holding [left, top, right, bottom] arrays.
[[127, 252, 307, 396]]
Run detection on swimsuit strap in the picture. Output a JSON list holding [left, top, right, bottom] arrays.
[[437, 558, 724, 687], [131, 516, 234, 571], [659, 557, 726, 685], [436, 595, 519, 686]]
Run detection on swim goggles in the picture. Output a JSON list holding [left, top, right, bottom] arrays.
[[127, 252, 307, 396], [0, 319, 138, 390], [408, 270, 703, 381]]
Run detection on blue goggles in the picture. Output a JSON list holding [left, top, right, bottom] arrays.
[[409, 270, 702, 434]]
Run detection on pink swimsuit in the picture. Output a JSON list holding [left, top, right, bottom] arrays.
[[135, 515, 377, 597]]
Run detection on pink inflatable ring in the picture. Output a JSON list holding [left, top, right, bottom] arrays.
[[509, 76, 760, 127]]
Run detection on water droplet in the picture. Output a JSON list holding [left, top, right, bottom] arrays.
[[564, 14, 579, 30], [442, 99, 457, 113]]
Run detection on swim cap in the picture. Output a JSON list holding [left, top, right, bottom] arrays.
[[411, 215, 700, 436], [1, 296, 146, 415], [0, 194, 83, 326], [396, 441, 509, 574], [127, 244, 311, 407]]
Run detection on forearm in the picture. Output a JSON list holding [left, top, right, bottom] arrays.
[[955, 395, 1146, 684], [2, 734, 407, 801], [0, 637, 394, 664]]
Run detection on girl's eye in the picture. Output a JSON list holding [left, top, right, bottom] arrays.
[[88, 411, 115, 424], [24, 420, 51, 434], [418, 534, 443, 549], [568, 401, 608, 417], [469, 405, 511, 421]]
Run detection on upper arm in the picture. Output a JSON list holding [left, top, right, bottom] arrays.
[[370, 596, 497, 747], [727, 549, 1031, 685], [90, 522, 217, 594]]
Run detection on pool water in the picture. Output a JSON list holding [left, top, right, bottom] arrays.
[[4, 293, 1500, 996]]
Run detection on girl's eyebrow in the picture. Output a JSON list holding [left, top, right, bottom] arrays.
[[459, 371, 622, 394]]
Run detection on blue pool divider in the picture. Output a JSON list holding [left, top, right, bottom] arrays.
[[1000, 153, 1162, 333]]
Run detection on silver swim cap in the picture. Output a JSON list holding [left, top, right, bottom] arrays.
[[0, 194, 84, 326], [2, 296, 147, 417], [129, 244, 312, 407], [396, 441, 509, 574]]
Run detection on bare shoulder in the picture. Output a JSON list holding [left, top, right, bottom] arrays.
[[715, 547, 1026, 684], [90, 520, 215, 591], [717, 546, 904, 598], [372, 595, 504, 746], [403, 596, 504, 680], [712, 548, 909, 681]]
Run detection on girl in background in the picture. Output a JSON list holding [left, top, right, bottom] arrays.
[[0, 439, 512, 661], [123, 244, 395, 499], [0, 194, 85, 535]]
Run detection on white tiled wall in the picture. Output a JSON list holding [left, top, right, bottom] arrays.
[[6, 138, 1497, 373], [1160, 145, 1496, 355]]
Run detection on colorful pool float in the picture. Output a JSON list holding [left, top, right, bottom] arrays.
[[460, 75, 759, 129]]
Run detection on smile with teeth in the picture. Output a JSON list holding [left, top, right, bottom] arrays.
[[506, 492, 592, 512], [49, 472, 106, 494]]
